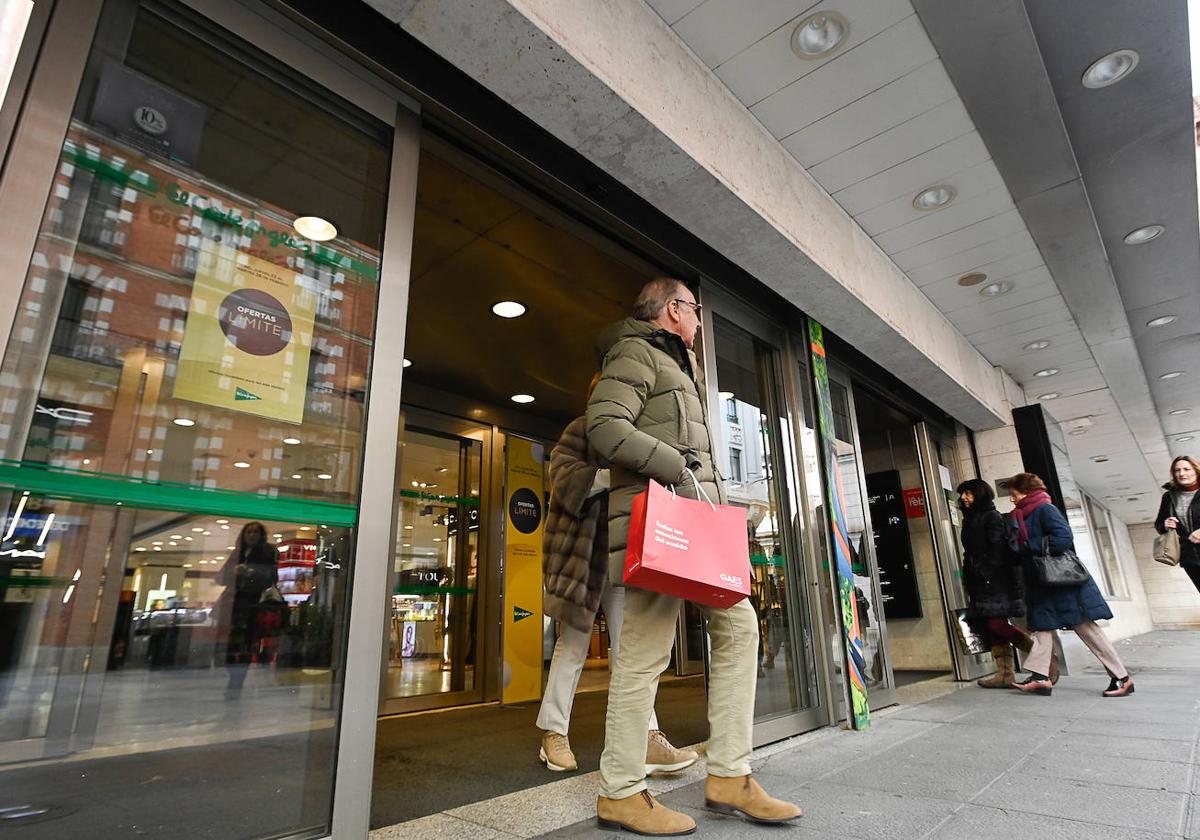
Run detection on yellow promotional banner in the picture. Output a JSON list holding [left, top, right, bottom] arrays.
[[174, 240, 315, 424], [502, 436, 546, 704]]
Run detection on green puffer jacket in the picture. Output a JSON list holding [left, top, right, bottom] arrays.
[[586, 318, 726, 584]]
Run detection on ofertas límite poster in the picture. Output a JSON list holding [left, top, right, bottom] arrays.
[[175, 240, 315, 424]]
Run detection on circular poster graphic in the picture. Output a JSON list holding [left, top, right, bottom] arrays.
[[508, 487, 543, 535], [218, 288, 293, 356]]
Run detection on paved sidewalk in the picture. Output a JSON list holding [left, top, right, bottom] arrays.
[[376, 630, 1200, 839], [539, 630, 1200, 839]]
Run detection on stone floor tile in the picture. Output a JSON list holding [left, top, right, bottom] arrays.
[[973, 772, 1187, 834], [927, 804, 1177, 840], [1014, 750, 1192, 792]]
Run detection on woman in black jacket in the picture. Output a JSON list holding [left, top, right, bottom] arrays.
[[956, 479, 1048, 687], [1154, 455, 1200, 592], [220, 521, 280, 694]]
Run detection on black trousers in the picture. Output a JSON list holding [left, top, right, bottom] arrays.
[[1185, 565, 1200, 594]]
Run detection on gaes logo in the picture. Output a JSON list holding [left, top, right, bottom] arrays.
[[719, 572, 744, 587]]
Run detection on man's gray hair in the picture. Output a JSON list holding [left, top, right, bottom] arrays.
[[632, 277, 687, 321]]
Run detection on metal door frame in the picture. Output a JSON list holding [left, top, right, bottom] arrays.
[[824, 364, 898, 711], [914, 421, 990, 681], [377, 407, 498, 716], [699, 283, 830, 743]]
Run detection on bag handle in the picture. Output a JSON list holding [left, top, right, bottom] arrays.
[[669, 467, 716, 511]]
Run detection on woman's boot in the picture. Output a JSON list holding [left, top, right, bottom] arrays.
[[1013, 629, 1059, 684], [977, 646, 1014, 688]]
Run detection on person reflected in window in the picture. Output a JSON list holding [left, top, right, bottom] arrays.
[[1006, 474, 1133, 698], [955, 479, 1050, 688], [1155, 455, 1200, 593], [219, 521, 279, 695]]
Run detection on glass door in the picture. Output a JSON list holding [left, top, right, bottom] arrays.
[[381, 409, 490, 714], [702, 290, 825, 742], [825, 368, 896, 710]]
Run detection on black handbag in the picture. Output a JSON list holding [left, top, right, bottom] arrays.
[[1031, 536, 1090, 588]]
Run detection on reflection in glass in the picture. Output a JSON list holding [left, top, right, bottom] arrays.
[[0, 6, 386, 838], [713, 317, 816, 719]]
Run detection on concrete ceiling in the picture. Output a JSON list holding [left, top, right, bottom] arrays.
[[648, 0, 1193, 522]]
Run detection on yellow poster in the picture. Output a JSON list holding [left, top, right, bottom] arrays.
[[502, 436, 546, 704], [174, 240, 315, 424]]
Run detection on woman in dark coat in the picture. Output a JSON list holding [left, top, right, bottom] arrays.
[[1153, 455, 1200, 592], [1006, 473, 1133, 697], [956, 479, 1046, 687], [219, 521, 280, 693]]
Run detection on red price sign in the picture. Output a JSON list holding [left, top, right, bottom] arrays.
[[901, 488, 926, 519]]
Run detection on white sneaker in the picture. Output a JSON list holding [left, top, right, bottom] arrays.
[[645, 730, 699, 775]]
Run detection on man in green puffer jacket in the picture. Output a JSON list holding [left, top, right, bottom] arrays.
[[589, 278, 802, 836]]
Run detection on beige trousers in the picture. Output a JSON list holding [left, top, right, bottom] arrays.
[[1025, 622, 1128, 679], [599, 588, 758, 800]]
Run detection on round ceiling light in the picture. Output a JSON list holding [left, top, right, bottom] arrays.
[[957, 272, 987, 287], [1091, 456, 1109, 463], [283, 437, 301, 445], [1168, 408, 1191, 416], [718, 391, 735, 400], [293, 215, 338, 241], [173, 417, 195, 427], [979, 280, 1013, 298], [1037, 392, 1061, 400], [511, 394, 535, 404], [1160, 371, 1186, 380], [1023, 339, 1051, 351], [1081, 48, 1139, 89], [402, 358, 412, 368], [913, 184, 956, 211], [1123, 224, 1164, 245], [790, 11, 849, 58], [1146, 315, 1177, 327], [317, 473, 333, 480], [292, 473, 302, 479], [233, 461, 251, 469], [491, 301, 527, 319], [1178, 435, 1195, 442], [1034, 368, 1060, 378]]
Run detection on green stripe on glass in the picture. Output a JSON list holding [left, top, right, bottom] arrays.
[[397, 489, 480, 507], [0, 460, 357, 527]]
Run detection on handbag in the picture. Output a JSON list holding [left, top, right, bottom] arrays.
[[1030, 536, 1090, 588], [1153, 528, 1181, 566], [624, 472, 751, 607]]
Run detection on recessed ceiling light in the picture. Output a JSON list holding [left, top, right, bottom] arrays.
[[1082, 48, 1139, 89], [1023, 340, 1051, 351], [403, 358, 412, 368], [1160, 371, 1185, 380], [790, 11, 849, 58], [293, 215, 337, 241], [913, 184, 956, 211], [511, 394, 535, 404], [153, 546, 162, 551], [1168, 409, 1191, 416], [216, 519, 228, 525], [292, 473, 303, 479], [173, 418, 195, 427], [171, 534, 183, 539], [979, 281, 1013, 298], [192, 527, 204, 532], [957, 272, 987, 287], [168, 541, 177, 546], [317, 473, 332, 480], [1091, 456, 1109, 463], [1146, 315, 1176, 327], [135, 547, 147, 552], [491, 301, 526, 319], [233, 461, 251, 469], [1037, 392, 1060, 400], [1123, 224, 1163, 245], [1034, 368, 1059, 378], [1069, 429, 1087, 436], [718, 391, 735, 400], [146, 449, 154, 455], [403, 525, 414, 530], [1178, 435, 1196, 442], [185, 536, 193, 541], [283, 437, 301, 445]]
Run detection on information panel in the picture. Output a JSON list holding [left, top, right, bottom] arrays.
[[866, 470, 923, 620], [502, 436, 546, 704]]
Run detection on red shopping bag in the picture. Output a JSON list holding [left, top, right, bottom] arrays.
[[624, 477, 751, 607]]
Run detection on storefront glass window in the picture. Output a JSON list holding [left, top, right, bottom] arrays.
[[1085, 494, 1129, 599], [0, 4, 389, 837]]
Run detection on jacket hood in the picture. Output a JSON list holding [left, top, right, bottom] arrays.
[[595, 317, 684, 363]]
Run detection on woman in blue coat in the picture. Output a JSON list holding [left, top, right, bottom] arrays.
[[1005, 473, 1134, 698]]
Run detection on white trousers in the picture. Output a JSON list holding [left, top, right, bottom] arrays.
[[536, 579, 660, 735]]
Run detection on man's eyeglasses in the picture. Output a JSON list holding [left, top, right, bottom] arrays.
[[673, 299, 702, 315]]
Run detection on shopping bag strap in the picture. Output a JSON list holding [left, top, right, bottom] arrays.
[[669, 467, 716, 511]]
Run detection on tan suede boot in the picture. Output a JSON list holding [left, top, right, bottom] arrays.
[[597, 791, 696, 836], [976, 645, 1014, 688], [704, 774, 802, 823]]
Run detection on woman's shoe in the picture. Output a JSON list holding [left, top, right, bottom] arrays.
[[1012, 674, 1052, 696], [1102, 676, 1135, 697]]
